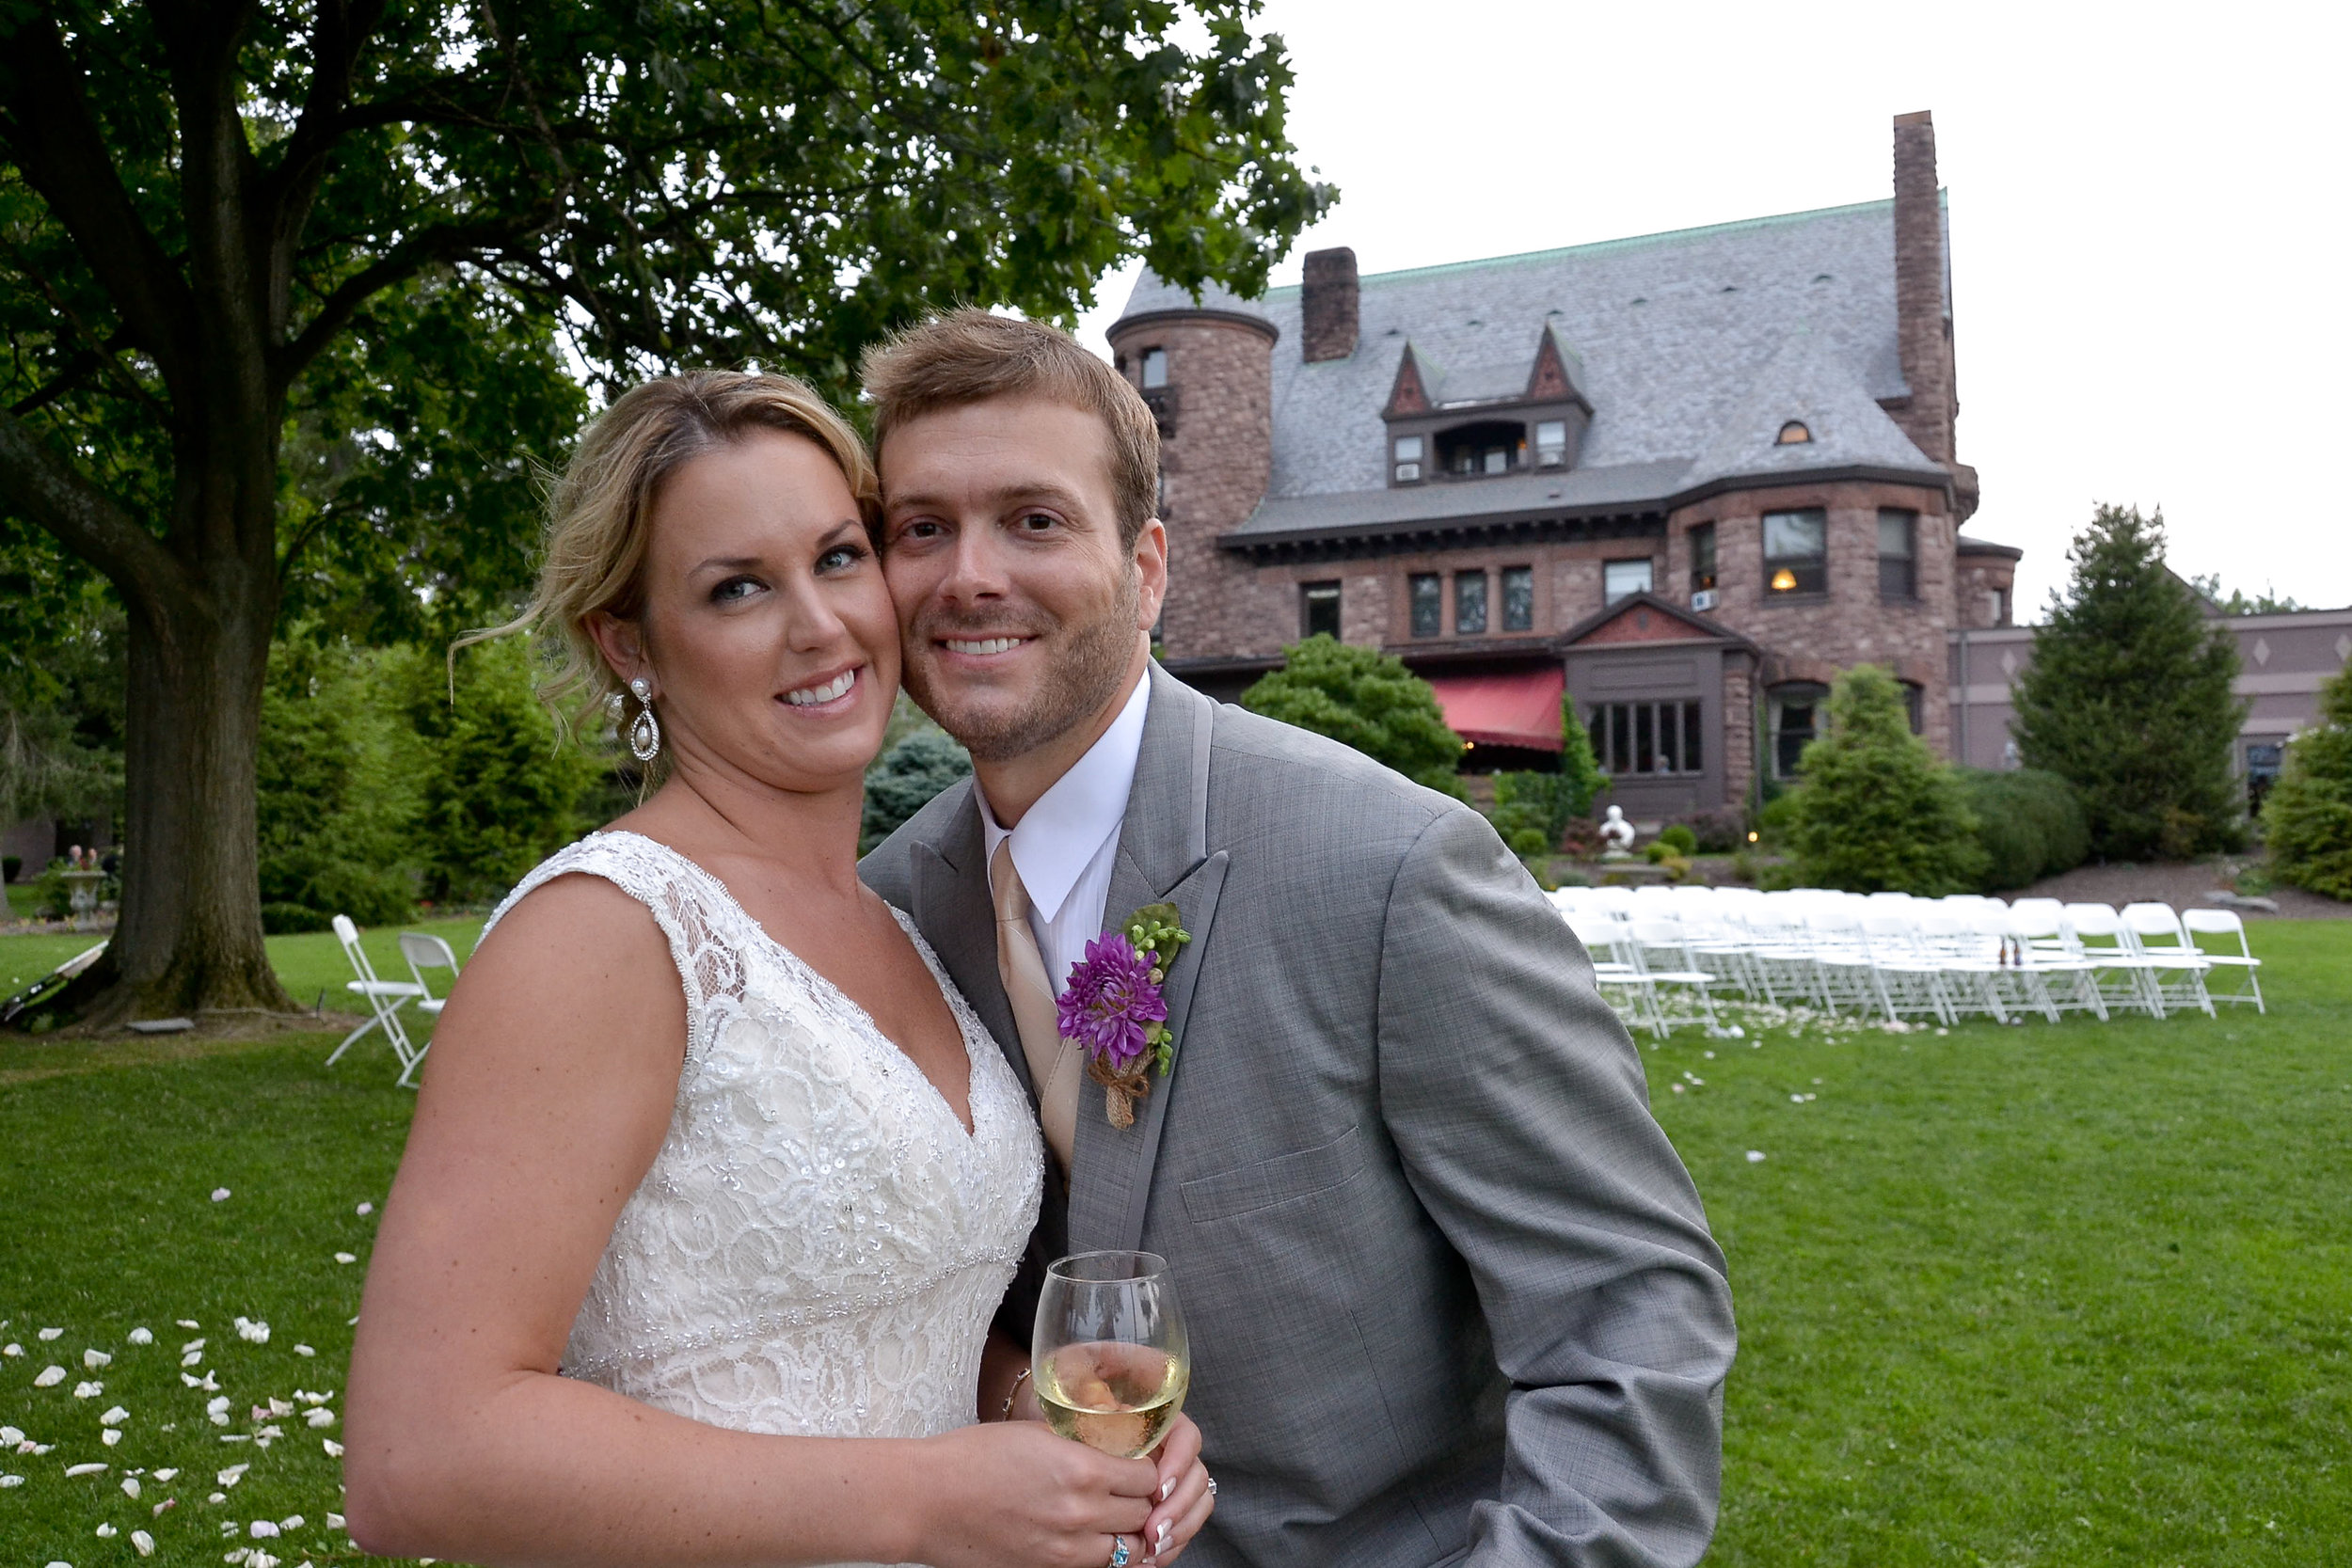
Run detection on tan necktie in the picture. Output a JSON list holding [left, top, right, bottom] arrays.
[[992, 840, 1082, 1173]]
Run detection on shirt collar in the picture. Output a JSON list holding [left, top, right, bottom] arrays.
[[977, 673, 1151, 923]]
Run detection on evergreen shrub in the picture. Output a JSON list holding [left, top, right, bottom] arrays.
[[1959, 768, 2090, 891], [2264, 661, 2352, 900], [1241, 636, 1467, 798], [862, 728, 974, 854], [1657, 824, 1698, 856], [1785, 665, 1987, 895]]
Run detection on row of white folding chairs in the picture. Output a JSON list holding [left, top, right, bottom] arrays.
[[1549, 884, 2262, 1033]]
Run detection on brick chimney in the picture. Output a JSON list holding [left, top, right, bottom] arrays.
[[1891, 111, 1954, 468], [1299, 246, 1359, 363]]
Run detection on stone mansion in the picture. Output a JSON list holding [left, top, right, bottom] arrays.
[[1110, 112, 2017, 823]]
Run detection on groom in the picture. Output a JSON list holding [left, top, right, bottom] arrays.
[[860, 310, 1735, 1567]]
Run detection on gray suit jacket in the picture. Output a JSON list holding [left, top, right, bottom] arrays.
[[862, 664, 1735, 1568]]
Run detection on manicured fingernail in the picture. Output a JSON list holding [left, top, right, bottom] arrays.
[[1159, 1522, 1172, 1548], [1160, 1479, 1172, 1501]]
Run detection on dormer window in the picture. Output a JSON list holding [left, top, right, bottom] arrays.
[[1534, 420, 1568, 467], [1776, 420, 1812, 445], [1392, 435, 1423, 483], [1139, 347, 1168, 389], [1438, 420, 1525, 477]]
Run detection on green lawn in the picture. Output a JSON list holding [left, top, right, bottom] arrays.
[[2, 923, 2345, 1563], [2, 917, 486, 1029]]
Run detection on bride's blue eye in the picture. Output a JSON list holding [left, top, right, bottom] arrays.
[[818, 543, 867, 574], [710, 575, 765, 604]]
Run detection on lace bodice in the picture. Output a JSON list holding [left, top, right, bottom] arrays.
[[485, 831, 1042, 1462]]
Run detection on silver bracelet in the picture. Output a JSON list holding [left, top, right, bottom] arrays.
[[998, 1366, 1033, 1421]]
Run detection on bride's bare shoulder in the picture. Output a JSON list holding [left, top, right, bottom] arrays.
[[441, 869, 684, 1057]]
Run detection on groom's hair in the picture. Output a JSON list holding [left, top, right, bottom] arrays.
[[861, 309, 1161, 547]]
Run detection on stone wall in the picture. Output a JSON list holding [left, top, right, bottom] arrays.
[[1667, 478, 1958, 755]]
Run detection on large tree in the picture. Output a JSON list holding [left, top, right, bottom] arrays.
[[0, 0, 1329, 1022], [2012, 505, 2246, 860]]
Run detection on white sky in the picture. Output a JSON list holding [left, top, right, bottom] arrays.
[[1077, 0, 2352, 619]]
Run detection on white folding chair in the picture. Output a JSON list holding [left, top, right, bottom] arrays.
[[2063, 903, 2166, 1018], [1565, 911, 1665, 1038], [326, 914, 426, 1084], [1628, 915, 1724, 1035], [2122, 903, 2217, 1018], [399, 932, 462, 1018], [2182, 909, 2265, 1012]]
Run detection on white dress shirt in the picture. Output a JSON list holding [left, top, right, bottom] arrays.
[[977, 674, 1151, 996]]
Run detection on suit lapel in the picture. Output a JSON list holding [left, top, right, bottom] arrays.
[[906, 784, 1031, 1101], [1068, 666, 1227, 1253]]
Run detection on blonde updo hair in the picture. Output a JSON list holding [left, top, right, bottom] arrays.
[[468, 371, 880, 734]]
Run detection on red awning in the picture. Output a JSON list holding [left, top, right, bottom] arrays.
[[1424, 667, 1566, 752]]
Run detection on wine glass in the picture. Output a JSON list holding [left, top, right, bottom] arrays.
[[1033, 1250, 1190, 1458]]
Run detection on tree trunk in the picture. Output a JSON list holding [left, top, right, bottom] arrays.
[[63, 553, 291, 1025]]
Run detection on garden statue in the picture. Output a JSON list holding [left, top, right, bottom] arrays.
[[1599, 804, 1637, 862]]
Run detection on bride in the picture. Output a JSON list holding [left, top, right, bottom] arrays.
[[343, 372, 1211, 1567]]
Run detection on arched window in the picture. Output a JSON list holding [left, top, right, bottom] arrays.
[[1776, 420, 1812, 445], [1139, 347, 1168, 389]]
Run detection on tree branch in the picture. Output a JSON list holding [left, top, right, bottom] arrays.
[[259, 0, 392, 328], [0, 408, 184, 612], [0, 16, 200, 388], [274, 208, 555, 384]]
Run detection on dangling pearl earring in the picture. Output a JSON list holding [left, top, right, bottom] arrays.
[[628, 675, 661, 762]]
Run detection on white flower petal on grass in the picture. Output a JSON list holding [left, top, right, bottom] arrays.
[[219, 1433, 251, 1444], [208, 1492, 227, 1503], [325, 1513, 343, 1529], [131, 1529, 155, 1557], [356, 1202, 373, 1216], [211, 1188, 230, 1202], [73, 1380, 103, 1398], [66, 1461, 108, 1475], [127, 1328, 153, 1346], [102, 1429, 122, 1447], [100, 1405, 128, 1426], [320, 1438, 342, 1459], [181, 1338, 205, 1354], [84, 1349, 112, 1370], [39, 1326, 63, 1340], [233, 1318, 270, 1345], [303, 1408, 335, 1429], [250, 1520, 280, 1538], [294, 1344, 315, 1356], [151, 1498, 176, 1516], [152, 1468, 177, 1482], [266, 1398, 294, 1418], [95, 1524, 118, 1538], [123, 1476, 141, 1497], [3, 1343, 21, 1356], [207, 1396, 230, 1425], [250, 1552, 280, 1568], [183, 1353, 204, 1368], [332, 1254, 356, 1266], [1669, 1083, 1685, 1093], [0, 1425, 19, 1443], [216, 1463, 248, 1486], [35, 1364, 67, 1386], [0, 1474, 21, 1487], [1746, 1150, 1768, 1163], [278, 1515, 303, 1529], [175, 1320, 199, 1330]]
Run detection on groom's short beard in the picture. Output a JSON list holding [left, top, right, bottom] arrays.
[[910, 569, 1140, 765]]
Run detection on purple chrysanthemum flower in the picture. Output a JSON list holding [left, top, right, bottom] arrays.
[[1057, 932, 1168, 1073]]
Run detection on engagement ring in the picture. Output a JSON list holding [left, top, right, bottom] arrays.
[[1107, 1536, 1131, 1567], [1207, 1476, 1218, 1497]]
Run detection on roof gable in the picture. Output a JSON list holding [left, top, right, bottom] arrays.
[[1561, 591, 1757, 650]]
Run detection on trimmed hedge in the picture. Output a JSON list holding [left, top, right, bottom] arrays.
[[1958, 768, 2090, 891]]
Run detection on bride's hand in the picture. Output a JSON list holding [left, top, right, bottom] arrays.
[[1141, 1414, 1214, 1565], [916, 1419, 1159, 1568]]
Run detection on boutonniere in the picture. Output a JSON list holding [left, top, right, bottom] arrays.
[[1056, 903, 1193, 1129]]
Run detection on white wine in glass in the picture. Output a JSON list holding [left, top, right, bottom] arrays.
[[1033, 1250, 1190, 1459]]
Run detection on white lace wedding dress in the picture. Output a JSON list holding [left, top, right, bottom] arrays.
[[484, 830, 1042, 1476]]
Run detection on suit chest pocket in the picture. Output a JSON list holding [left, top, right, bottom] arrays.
[[1179, 1123, 1367, 1225]]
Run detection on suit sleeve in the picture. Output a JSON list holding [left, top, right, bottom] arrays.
[[1376, 808, 1736, 1568]]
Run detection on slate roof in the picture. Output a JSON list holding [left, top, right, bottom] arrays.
[[1119, 196, 1955, 535]]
